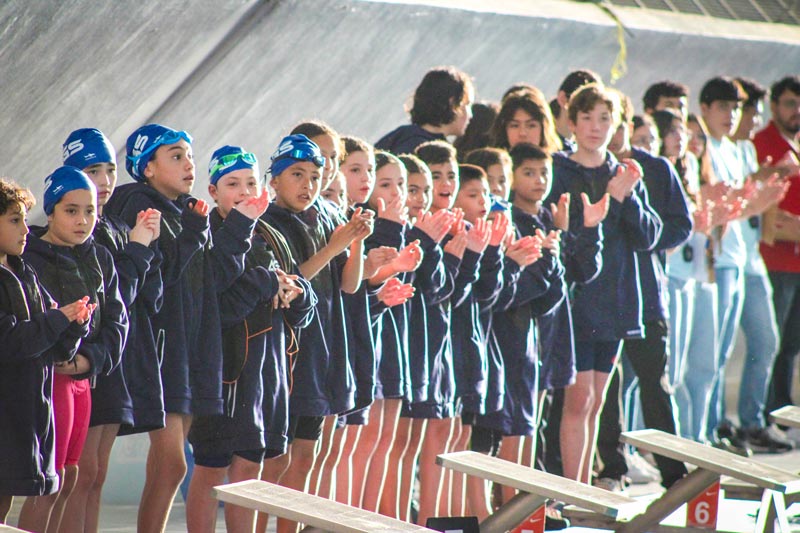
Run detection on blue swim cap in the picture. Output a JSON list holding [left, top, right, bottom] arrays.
[[125, 124, 193, 182], [269, 134, 325, 177], [62, 128, 116, 169], [208, 145, 258, 186], [43, 166, 97, 215]]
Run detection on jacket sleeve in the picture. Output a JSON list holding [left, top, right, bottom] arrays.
[[472, 244, 504, 305], [207, 208, 256, 291], [112, 240, 157, 308], [408, 227, 457, 305], [0, 307, 73, 363], [648, 159, 693, 251], [283, 271, 317, 330], [562, 224, 604, 284], [74, 250, 129, 377], [608, 179, 663, 252], [450, 249, 482, 308], [217, 267, 280, 328]]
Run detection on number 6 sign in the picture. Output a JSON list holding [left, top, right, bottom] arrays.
[[687, 480, 720, 528]]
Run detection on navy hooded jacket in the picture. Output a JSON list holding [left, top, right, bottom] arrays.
[[105, 182, 254, 416], [375, 124, 446, 156], [546, 152, 662, 341], [0, 256, 85, 496]]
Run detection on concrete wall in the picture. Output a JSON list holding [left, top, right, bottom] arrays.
[[1, 0, 799, 224]]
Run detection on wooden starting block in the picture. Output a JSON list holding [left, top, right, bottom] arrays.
[[436, 451, 645, 533], [603, 429, 800, 533], [213, 479, 436, 533], [770, 405, 800, 429]]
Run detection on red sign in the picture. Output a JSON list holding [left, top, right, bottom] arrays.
[[686, 480, 720, 529], [511, 504, 545, 533]]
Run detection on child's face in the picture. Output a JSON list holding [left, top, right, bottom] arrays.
[[369, 162, 407, 212], [321, 171, 346, 210], [144, 139, 195, 200], [311, 134, 340, 190], [209, 168, 261, 219], [512, 158, 551, 206], [661, 118, 688, 159], [447, 90, 474, 137], [271, 161, 322, 213], [46, 189, 97, 247], [631, 124, 660, 156], [406, 172, 432, 221], [83, 162, 117, 208], [607, 123, 629, 157], [429, 159, 459, 211], [736, 102, 763, 140], [701, 99, 741, 140], [570, 102, 615, 153], [342, 150, 375, 205], [687, 120, 707, 158], [486, 163, 511, 202], [506, 109, 543, 148], [0, 203, 29, 260], [454, 179, 490, 224]]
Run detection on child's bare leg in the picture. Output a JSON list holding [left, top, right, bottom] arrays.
[[318, 424, 347, 499], [138, 413, 191, 533], [0, 495, 11, 524], [84, 424, 119, 533], [362, 399, 401, 511], [397, 418, 426, 522], [18, 475, 62, 533], [350, 403, 383, 507], [186, 464, 226, 533], [497, 435, 521, 504], [59, 426, 99, 533], [449, 420, 470, 516], [379, 414, 409, 518], [307, 416, 335, 496], [335, 425, 361, 504], [255, 450, 291, 533], [223, 456, 263, 533], [561, 373, 595, 483], [276, 437, 319, 533], [417, 417, 454, 525], [584, 370, 614, 484]]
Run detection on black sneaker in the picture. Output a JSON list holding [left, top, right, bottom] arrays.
[[545, 501, 570, 531], [715, 424, 753, 457], [742, 425, 795, 453]]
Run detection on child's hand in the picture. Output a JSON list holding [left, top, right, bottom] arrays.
[[376, 197, 408, 224], [364, 246, 400, 279], [582, 192, 610, 228], [748, 174, 789, 214], [143, 208, 161, 241], [774, 151, 800, 177], [449, 208, 466, 236], [414, 210, 455, 243], [330, 207, 373, 252], [54, 353, 91, 375], [443, 230, 468, 260], [272, 268, 304, 309], [465, 217, 491, 254], [391, 240, 423, 273], [56, 296, 90, 323], [488, 214, 510, 247], [536, 228, 561, 256], [234, 190, 270, 220], [130, 209, 158, 246], [693, 203, 713, 235], [550, 193, 571, 231], [377, 277, 415, 307], [505, 235, 542, 267], [190, 199, 210, 217], [606, 159, 642, 202]]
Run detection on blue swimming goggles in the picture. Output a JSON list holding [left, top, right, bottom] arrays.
[[126, 129, 193, 171]]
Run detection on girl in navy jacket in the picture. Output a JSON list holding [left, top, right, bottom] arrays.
[[18, 167, 128, 533], [104, 124, 261, 532], [186, 146, 314, 533], [0, 179, 92, 522]]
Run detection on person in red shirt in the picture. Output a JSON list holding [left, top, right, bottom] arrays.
[[753, 75, 800, 419]]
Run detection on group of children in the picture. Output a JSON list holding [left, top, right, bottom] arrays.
[[1, 65, 799, 533]]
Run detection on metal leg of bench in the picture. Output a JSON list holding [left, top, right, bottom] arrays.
[[479, 491, 547, 533], [615, 468, 719, 533], [761, 491, 790, 533]]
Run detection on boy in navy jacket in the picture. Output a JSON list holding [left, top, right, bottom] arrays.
[[545, 83, 662, 486], [0, 179, 92, 523]]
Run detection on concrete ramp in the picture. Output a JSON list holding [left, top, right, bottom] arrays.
[[1, 0, 799, 224]]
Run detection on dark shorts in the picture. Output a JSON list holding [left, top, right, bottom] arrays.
[[574, 340, 621, 373], [287, 414, 325, 443], [470, 425, 503, 456], [193, 447, 266, 468]]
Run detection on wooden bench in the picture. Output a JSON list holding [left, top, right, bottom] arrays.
[[0, 526, 28, 533], [436, 451, 645, 533], [213, 479, 437, 533], [607, 429, 800, 533], [770, 405, 800, 429]]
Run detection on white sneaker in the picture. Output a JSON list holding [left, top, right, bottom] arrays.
[[593, 477, 629, 496], [625, 450, 661, 484]]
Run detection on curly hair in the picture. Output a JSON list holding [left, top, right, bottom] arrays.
[[409, 66, 473, 127], [0, 178, 34, 215]]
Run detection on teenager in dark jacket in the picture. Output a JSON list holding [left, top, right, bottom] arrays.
[[545, 83, 662, 487], [19, 167, 128, 533], [186, 146, 314, 533], [0, 179, 91, 524], [376, 66, 474, 155], [104, 124, 262, 532]]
